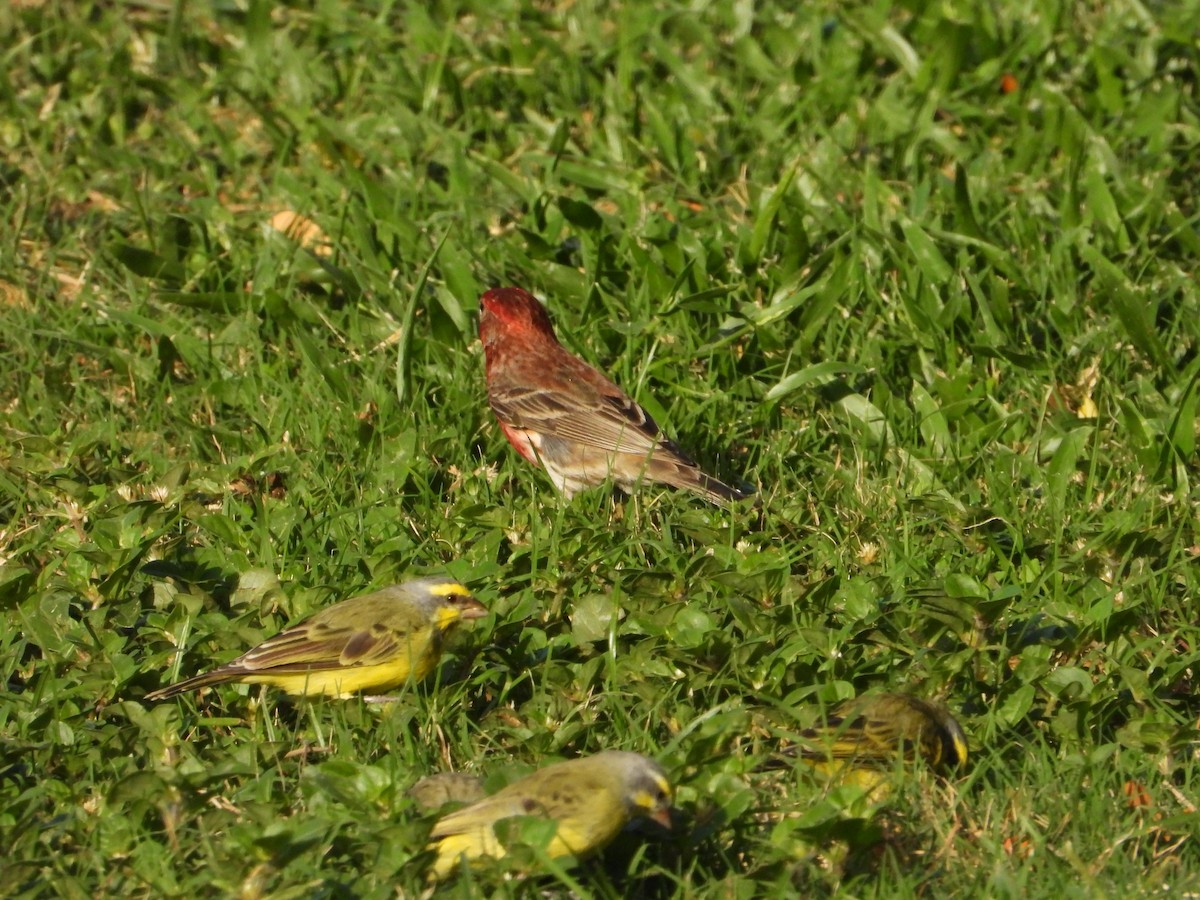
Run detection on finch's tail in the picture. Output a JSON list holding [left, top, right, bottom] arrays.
[[682, 471, 756, 505], [699, 471, 757, 505], [647, 449, 756, 507]]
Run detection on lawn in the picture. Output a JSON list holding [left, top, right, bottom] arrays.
[[2, 0, 1198, 896]]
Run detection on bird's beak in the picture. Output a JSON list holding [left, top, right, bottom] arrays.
[[457, 596, 488, 620], [648, 806, 673, 830]]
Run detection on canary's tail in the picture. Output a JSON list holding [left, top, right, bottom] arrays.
[[144, 668, 241, 701]]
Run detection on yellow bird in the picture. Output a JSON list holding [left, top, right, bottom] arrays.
[[145, 577, 486, 700], [789, 692, 968, 787], [427, 750, 672, 880]]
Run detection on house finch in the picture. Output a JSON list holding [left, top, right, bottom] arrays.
[[479, 286, 751, 504]]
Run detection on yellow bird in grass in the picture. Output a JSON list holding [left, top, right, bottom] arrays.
[[427, 751, 673, 880], [145, 577, 486, 700], [790, 692, 968, 787]]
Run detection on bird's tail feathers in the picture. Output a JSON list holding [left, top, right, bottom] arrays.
[[652, 460, 756, 506], [144, 668, 240, 701]]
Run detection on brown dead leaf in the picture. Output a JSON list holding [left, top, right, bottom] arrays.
[[229, 472, 287, 499], [264, 472, 286, 499], [268, 210, 332, 256], [86, 190, 122, 213], [0, 280, 30, 309], [1123, 780, 1153, 810], [1002, 835, 1033, 858]]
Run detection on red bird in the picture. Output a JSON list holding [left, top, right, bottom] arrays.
[[479, 286, 751, 505]]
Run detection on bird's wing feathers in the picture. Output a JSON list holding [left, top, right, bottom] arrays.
[[228, 624, 350, 672], [429, 792, 550, 839], [797, 697, 951, 766], [338, 623, 413, 667], [490, 384, 667, 456], [228, 617, 421, 675], [430, 763, 608, 838]]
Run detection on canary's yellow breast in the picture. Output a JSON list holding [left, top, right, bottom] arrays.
[[802, 758, 892, 799], [431, 812, 619, 876], [242, 661, 409, 697], [429, 788, 626, 878]]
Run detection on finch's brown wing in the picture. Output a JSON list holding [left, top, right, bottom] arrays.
[[488, 345, 752, 504], [489, 383, 668, 456]]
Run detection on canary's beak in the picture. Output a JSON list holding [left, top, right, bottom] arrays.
[[456, 596, 488, 620], [648, 806, 673, 830]]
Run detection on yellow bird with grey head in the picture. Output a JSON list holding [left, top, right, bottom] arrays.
[[427, 750, 673, 880], [784, 692, 968, 791], [145, 577, 486, 701]]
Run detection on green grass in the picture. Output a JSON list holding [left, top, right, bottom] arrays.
[[2, 0, 1199, 895]]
